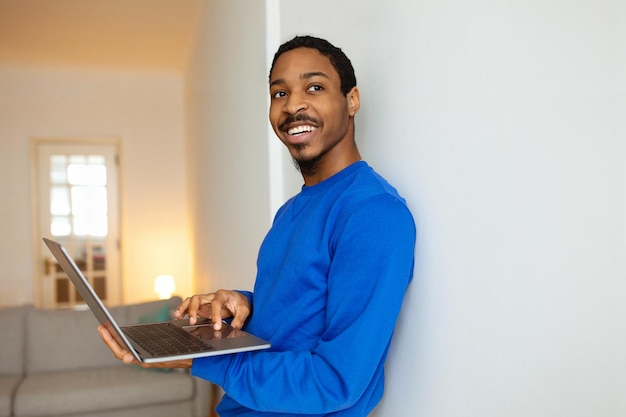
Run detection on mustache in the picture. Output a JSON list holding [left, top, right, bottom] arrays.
[[278, 113, 321, 131]]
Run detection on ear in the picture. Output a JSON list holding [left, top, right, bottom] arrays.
[[346, 87, 360, 117]]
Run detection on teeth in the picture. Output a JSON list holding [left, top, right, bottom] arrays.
[[287, 125, 316, 135]]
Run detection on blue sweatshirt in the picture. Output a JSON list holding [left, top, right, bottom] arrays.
[[191, 161, 416, 416]]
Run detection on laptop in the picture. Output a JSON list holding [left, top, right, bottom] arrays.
[[43, 237, 271, 363]]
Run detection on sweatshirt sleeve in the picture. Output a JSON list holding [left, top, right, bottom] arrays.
[[191, 195, 416, 414]]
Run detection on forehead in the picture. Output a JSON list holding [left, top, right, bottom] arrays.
[[270, 47, 340, 84]]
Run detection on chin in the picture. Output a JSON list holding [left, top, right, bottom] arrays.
[[293, 154, 322, 177]]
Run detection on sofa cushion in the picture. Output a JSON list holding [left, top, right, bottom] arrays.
[[0, 305, 29, 375], [0, 375, 22, 417], [65, 401, 196, 417], [24, 298, 181, 374], [13, 367, 194, 417], [25, 307, 124, 374]]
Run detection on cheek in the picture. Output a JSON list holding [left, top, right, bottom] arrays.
[[323, 103, 350, 130], [269, 110, 280, 132]]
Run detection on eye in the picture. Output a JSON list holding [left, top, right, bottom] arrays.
[[271, 90, 287, 99], [307, 85, 323, 92]]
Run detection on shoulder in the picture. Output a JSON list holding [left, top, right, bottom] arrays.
[[335, 163, 415, 236], [339, 162, 405, 203], [342, 163, 411, 215]]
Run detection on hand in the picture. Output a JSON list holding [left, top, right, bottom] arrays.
[[174, 290, 251, 330], [97, 325, 192, 369]]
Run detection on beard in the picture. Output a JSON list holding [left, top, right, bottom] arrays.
[[292, 146, 322, 177], [293, 155, 321, 177]]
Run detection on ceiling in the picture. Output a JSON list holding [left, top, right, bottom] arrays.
[[0, 0, 205, 71]]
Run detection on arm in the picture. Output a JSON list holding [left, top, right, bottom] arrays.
[[192, 196, 416, 413]]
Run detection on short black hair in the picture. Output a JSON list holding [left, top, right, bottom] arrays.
[[269, 35, 357, 96]]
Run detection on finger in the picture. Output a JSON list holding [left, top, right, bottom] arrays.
[[188, 294, 215, 325], [98, 326, 137, 364], [187, 297, 199, 325], [173, 297, 191, 319], [211, 296, 225, 330], [230, 305, 250, 330]]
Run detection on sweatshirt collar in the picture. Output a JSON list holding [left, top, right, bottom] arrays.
[[300, 161, 367, 196]]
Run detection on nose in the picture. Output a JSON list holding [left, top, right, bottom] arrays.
[[284, 91, 308, 114]]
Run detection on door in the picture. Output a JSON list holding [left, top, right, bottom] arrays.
[[34, 140, 121, 308]]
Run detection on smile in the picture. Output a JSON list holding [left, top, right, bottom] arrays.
[[287, 125, 317, 136]]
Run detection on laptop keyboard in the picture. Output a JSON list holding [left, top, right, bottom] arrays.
[[123, 322, 214, 356]]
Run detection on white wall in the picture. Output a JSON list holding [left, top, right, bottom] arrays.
[[279, 1, 625, 416], [185, 0, 270, 294], [0, 65, 192, 306]]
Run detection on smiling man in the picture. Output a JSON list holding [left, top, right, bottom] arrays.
[[269, 41, 361, 184], [99, 36, 416, 417]]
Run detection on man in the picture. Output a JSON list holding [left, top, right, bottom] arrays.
[[99, 35, 416, 417]]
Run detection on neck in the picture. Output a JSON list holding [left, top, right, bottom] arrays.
[[301, 144, 361, 186]]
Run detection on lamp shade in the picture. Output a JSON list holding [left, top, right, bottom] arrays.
[[154, 275, 176, 299]]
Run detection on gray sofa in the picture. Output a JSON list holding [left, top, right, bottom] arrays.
[[0, 297, 213, 417]]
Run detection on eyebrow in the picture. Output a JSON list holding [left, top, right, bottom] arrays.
[[269, 71, 331, 88]]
